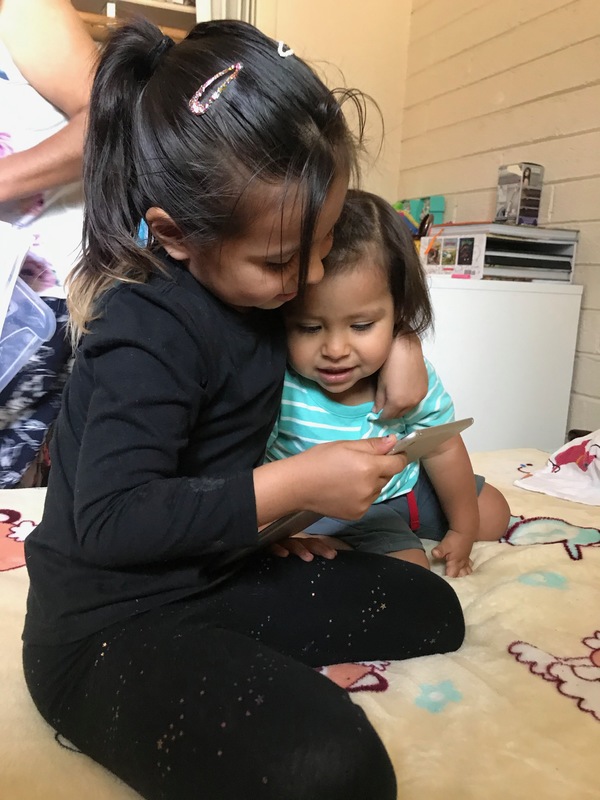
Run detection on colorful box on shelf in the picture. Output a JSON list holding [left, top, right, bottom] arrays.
[[494, 162, 544, 227], [395, 195, 445, 226], [419, 222, 578, 282]]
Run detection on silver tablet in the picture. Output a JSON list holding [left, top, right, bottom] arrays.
[[388, 417, 474, 461]]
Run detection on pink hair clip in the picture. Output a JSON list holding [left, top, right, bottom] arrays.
[[188, 62, 243, 116]]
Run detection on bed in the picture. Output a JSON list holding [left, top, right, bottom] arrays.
[[1, 448, 598, 799]]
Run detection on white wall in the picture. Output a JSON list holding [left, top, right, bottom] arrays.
[[260, 0, 412, 201], [398, 0, 600, 433]]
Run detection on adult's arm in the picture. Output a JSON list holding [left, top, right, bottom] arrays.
[[0, 0, 97, 202]]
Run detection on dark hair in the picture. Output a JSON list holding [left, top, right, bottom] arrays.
[[68, 18, 364, 337], [323, 190, 433, 336]]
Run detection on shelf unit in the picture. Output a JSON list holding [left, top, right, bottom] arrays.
[[75, 1, 256, 42], [420, 223, 579, 283], [113, 0, 196, 13], [74, 1, 203, 41]]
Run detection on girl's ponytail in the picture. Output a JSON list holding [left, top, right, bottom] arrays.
[[68, 18, 364, 343], [67, 20, 173, 342]]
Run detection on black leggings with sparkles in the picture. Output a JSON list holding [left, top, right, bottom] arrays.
[[23, 552, 464, 800]]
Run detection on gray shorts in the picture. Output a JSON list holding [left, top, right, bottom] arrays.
[[304, 471, 485, 555]]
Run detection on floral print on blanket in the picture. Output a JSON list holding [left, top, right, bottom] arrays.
[[0, 507, 35, 571], [503, 516, 600, 560], [318, 661, 390, 692], [415, 680, 462, 713], [518, 571, 568, 589], [509, 633, 600, 722]]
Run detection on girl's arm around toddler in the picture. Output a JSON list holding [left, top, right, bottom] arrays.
[[375, 333, 428, 418]]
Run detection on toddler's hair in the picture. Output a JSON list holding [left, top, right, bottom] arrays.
[[68, 18, 365, 339], [323, 190, 433, 336]]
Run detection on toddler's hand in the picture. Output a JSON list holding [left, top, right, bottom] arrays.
[[431, 530, 474, 577], [269, 535, 337, 562]]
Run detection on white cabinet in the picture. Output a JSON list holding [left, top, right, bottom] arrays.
[[422, 276, 583, 453]]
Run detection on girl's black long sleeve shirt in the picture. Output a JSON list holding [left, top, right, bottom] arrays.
[[24, 262, 286, 645]]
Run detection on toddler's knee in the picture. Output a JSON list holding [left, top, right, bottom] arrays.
[[478, 483, 512, 540]]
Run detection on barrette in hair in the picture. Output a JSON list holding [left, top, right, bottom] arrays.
[[188, 62, 243, 116], [277, 41, 294, 58]]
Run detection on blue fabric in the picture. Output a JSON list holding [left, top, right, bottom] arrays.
[[0, 297, 70, 487]]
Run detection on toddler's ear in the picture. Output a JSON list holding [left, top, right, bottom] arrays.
[[145, 207, 191, 262]]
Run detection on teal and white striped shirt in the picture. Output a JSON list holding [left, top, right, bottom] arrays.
[[266, 359, 455, 501]]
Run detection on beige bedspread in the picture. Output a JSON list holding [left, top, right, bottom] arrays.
[[1, 449, 598, 799]]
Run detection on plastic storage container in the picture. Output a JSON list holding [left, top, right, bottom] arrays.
[[0, 277, 56, 393]]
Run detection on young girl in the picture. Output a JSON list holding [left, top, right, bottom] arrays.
[[22, 21, 465, 800], [267, 190, 510, 578]]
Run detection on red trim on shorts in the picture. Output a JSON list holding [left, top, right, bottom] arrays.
[[406, 489, 419, 531]]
